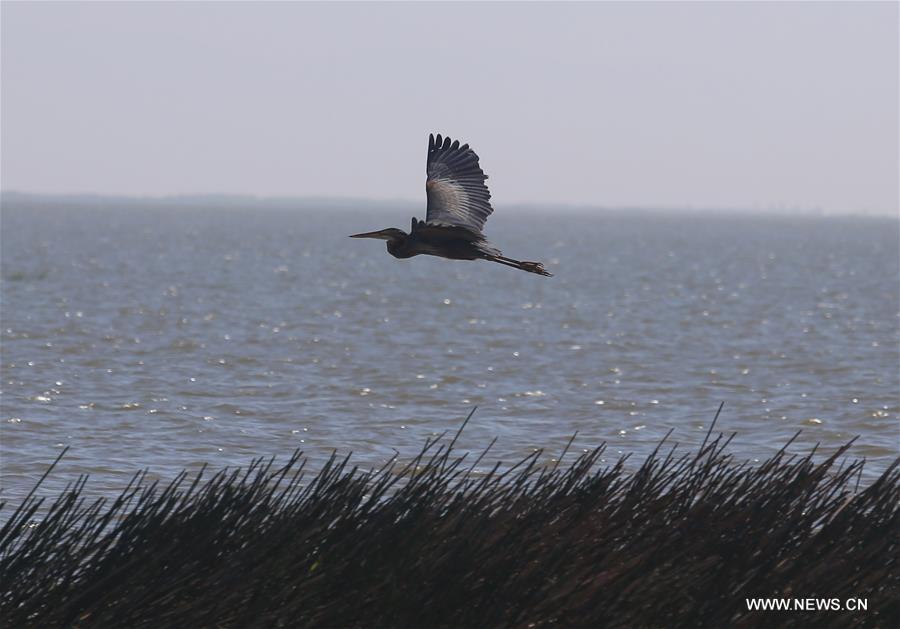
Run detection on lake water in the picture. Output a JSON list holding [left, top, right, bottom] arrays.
[[1, 198, 898, 503]]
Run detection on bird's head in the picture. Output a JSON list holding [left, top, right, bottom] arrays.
[[349, 228, 407, 245]]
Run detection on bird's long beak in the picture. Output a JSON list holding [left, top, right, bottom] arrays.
[[349, 229, 392, 240]]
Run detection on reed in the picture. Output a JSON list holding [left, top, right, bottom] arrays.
[[1, 411, 898, 628]]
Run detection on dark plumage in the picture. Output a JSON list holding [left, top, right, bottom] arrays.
[[351, 133, 552, 277]]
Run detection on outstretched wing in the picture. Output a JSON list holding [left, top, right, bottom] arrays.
[[425, 133, 494, 235]]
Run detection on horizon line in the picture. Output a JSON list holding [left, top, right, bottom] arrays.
[[1, 190, 896, 218]]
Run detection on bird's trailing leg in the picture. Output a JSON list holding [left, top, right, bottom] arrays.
[[486, 255, 553, 277]]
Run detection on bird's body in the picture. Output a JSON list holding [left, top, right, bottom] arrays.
[[351, 134, 552, 277], [385, 219, 498, 260]]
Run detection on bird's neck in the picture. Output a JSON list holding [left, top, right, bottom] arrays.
[[387, 235, 414, 259]]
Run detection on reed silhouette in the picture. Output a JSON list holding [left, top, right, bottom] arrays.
[[2, 409, 898, 627]]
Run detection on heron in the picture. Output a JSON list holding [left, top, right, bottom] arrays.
[[350, 133, 552, 277]]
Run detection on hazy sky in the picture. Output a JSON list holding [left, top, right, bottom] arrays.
[[2, 2, 897, 214]]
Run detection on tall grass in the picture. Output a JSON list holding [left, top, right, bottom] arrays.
[[2, 411, 898, 627]]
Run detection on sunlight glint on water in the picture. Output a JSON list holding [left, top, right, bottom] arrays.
[[1, 202, 898, 501]]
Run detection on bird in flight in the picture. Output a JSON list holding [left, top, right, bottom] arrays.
[[350, 133, 552, 277]]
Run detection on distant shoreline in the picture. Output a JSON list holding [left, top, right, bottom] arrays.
[[3, 190, 895, 218]]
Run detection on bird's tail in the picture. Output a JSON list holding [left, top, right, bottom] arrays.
[[487, 255, 553, 277]]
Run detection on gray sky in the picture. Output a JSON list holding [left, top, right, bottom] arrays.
[[2, 1, 897, 214]]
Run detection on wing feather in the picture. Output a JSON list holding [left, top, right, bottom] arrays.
[[425, 133, 494, 234]]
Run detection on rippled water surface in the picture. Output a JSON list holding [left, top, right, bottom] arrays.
[[2, 200, 898, 502]]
